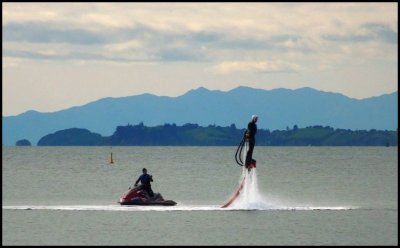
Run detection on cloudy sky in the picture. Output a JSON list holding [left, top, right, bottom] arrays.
[[3, 2, 398, 116]]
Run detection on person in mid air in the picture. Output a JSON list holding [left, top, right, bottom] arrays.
[[134, 168, 154, 197], [245, 115, 258, 167]]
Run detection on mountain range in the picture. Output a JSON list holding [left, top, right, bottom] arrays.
[[3, 86, 398, 146]]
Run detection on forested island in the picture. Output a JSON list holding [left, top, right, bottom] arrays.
[[36, 123, 398, 146]]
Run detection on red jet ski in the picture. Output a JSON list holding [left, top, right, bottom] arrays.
[[118, 185, 177, 206]]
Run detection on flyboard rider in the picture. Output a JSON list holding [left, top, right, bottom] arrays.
[[245, 115, 258, 169], [220, 114, 259, 208]]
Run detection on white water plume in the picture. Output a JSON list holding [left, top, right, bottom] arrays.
[[224, 140, 271, 209], [227, 168, 271, 210]]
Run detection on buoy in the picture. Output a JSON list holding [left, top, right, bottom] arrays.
[[110, 152, 114, 164]]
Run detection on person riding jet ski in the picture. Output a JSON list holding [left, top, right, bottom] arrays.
[[134, 168, 154, 197], [118, 168, 177, 206]]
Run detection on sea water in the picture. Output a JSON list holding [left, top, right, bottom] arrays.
[[2, 146, 398, 245]]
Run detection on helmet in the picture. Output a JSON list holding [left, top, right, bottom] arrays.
[[251, 115, 258, 122]]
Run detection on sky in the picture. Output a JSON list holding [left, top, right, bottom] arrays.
[[2, 2, 398, 116]]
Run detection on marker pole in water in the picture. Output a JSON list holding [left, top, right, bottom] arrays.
[[110, 152, 114, 164]]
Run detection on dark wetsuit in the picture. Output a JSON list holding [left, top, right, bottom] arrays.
[[245, 121, 257, 166], [136, 174, 154, 197]]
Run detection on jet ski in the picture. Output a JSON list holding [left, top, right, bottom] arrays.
[[118, 185, 177, 206]]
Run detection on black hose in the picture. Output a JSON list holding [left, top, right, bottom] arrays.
[[238, 139, 244, 164], [235, 132, 246, 166], [234, 139, 244, 166]]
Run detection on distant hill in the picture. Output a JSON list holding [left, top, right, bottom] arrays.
[[37, 124, 398, 146], [3, 86, 398, 145], [15, 139, 31, 146]]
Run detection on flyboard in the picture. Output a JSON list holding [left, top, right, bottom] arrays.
[[221, 133, 256, 208]]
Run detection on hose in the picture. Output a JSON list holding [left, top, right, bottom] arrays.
[[234, 132, 246, 166]]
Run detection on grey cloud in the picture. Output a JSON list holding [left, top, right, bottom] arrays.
[[188, 31, 222, 43], [4, 21, 314, 63], [3, 49, 134, 62], [270, 34, 301, 43], [323, 22, 397, 44], [154, 32, 309, 61], [212, 34, 314, 54], [158, 48, 202, 62], [2, 22, 163, 46], [217, 37, 271, 50], [362, 22, 397, 44], [3, 22, 109, 45], [323, 34, 372, 43]]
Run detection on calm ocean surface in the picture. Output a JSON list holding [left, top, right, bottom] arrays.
[[2, 146, 398, 245]]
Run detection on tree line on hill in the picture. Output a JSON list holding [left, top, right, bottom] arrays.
[[30, 122, 398, 146]]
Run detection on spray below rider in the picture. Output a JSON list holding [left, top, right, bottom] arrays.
[[245, 115, 258, 168]]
